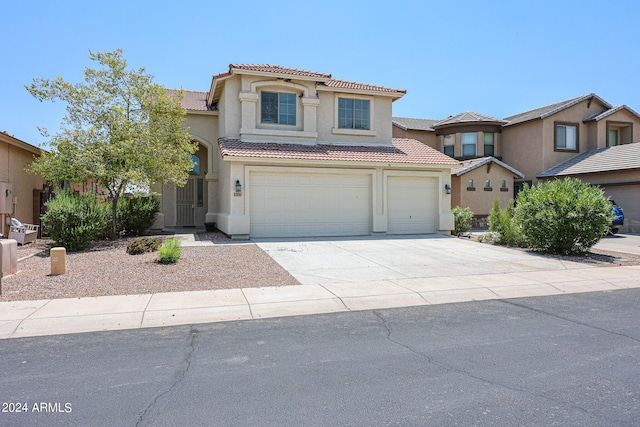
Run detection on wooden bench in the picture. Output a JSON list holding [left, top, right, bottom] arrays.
[[8, 224, 39, 245]]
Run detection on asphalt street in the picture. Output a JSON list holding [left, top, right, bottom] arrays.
[[1, 289, 639, 426]]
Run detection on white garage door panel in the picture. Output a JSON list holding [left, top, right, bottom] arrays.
[[250, 172, 371, 238], [388, 177, 437, 234]]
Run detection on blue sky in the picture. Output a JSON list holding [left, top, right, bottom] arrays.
[[3, 0, 639, 147]]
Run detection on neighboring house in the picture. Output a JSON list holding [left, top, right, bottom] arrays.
[[393, 113, 524, 226], [393, 93, 640, 230], [0, 131, 45, 237], [451, 157, 524, 228], [538, 142, 640, 232], [153, 64, 459, 238]]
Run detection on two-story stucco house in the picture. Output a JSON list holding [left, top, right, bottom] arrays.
[[394, 93, 640, 232], [153, 65, 459, 239]]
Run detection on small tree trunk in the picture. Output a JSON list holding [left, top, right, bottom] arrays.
[[111, 194, 119, 237]]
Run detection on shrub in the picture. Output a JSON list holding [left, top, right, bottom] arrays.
[[487, 197, 525, 247], [117, 196, 160, 236], [452, 206, 474, 236], [126, 237, 162, 255], [514, 178, 612, 255], [157, 238, 183, 264], [41, 189, 111, 251]]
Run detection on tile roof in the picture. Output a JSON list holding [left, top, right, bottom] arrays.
[[452, 156, 524, 178], [583, 104, 640, 122], [320, 79, 406, 95], [225, 64, 332, 80], [503, 93, 612, 127], [167, 89, 211, 111], [434, 111, 507, 127], [218, 138, 459, 165], [538, 142, 640, 177], [392, 117, 438, 131]]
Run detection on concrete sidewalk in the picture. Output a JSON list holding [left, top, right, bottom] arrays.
[[2, 261, 639, 339]]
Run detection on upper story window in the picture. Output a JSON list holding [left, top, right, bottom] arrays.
[[443, 135, 455, 157], [608, 129, 619, 147], [338, 98, 370, 130], [483, 132, 495, 156], [555, 122, 578, 151], [462, 132, 476, 157], [261, 92, 296, 125]]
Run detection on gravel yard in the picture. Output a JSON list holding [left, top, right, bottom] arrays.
[[3, 233, 299, 302]]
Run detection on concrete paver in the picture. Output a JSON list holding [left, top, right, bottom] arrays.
[[1, 234, 639, 339]]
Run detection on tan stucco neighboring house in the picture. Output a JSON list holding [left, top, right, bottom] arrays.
[[502, 93, 640, 189], [451, 157, 524, 228], [393, 113, 519, 225], [153, 64, 459, 238], [0, 131, 45, 237], [393, 93, 640, 229], [538, 142, 640, 233]]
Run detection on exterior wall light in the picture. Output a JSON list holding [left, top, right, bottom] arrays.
[[235, 180, 242, 193], [445, 184, 451, 194]]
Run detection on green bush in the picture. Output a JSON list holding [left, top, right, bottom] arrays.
[[452, 206, 474, 236], [41, 189, 111, 251], [116, 196, 160, 236], [514, 178, 612, 255], [487, 197, 525, 247], [157, 238, 183, 264], [126, 237, 162, 255]]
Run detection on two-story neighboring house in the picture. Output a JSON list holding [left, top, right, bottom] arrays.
[[393, 93, 640, 232], [153, 65, 459, 239]]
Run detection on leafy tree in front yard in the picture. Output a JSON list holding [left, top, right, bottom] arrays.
[[26, 49, 197, 236], [514, 178, 612, 255]]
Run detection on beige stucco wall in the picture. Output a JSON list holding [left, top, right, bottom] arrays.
[[501, 120, 543, 184], [592, 109, 640, 149], [0, 135, 45, 235], [451, 165, 517, 216]]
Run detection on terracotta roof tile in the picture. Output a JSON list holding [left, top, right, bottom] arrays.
[[167, 89, 211, 111], [227, 64, 332, 79], [218, 138, 459, 165], [322, 79, 406, 95]]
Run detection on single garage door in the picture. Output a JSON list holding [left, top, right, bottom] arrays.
[[387, 176, 437, 234], [250, 172, 371, 238]]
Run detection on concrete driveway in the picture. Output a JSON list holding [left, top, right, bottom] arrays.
[[594, 233, 640, 256], [254, 235, 592, 286]]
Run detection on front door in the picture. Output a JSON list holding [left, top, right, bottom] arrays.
[[176, 178, 196, 227]]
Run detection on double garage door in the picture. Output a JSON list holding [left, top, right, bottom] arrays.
[[250, 171, 437, 238]]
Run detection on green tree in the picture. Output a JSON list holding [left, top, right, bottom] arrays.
[[26, 49, 197, 235], [514, 178, 612, 254]]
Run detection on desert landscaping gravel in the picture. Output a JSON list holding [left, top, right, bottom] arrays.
[[3, 234, 299, 302]]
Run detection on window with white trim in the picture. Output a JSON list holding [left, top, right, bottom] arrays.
[[338, 98, 370, 130], [261, 92, 296, 125]]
